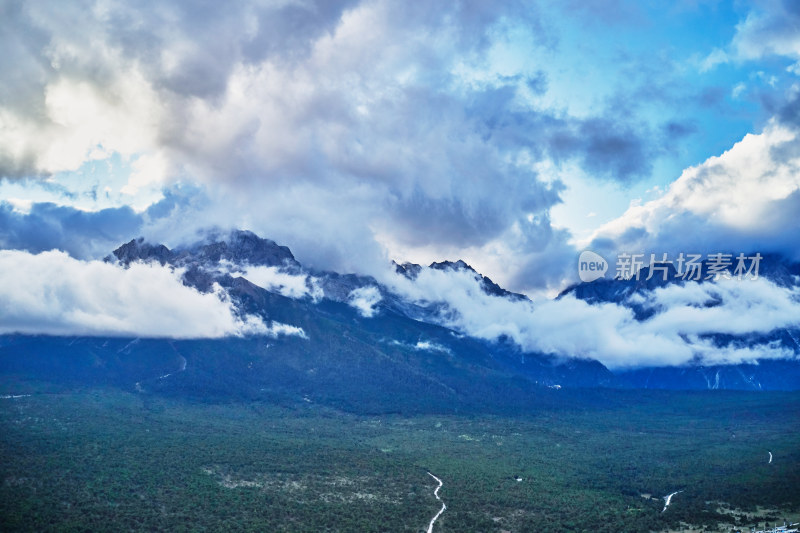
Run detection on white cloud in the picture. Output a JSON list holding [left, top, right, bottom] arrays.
[[0, 63, 166, 181], [0, 249, 275, 338], [263, 321, 308, 339], [584, 121, 800, 261], [347, 286, 382, 317], [639, 277, 800, 337], [238, 266, 323, 301], [386, 265, 800, 369], [698, 47, 729, 72], [389, 339, 452, 353]]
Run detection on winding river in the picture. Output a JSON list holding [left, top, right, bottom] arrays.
[[426, 472, 446, 533], [662, 490, 683, 513]]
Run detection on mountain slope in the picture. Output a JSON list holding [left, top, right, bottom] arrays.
[[1, 231, 617, 412], [2, 231, 799, 402]]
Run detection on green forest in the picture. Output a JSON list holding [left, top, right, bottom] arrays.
[[1, 385, 798, 532]]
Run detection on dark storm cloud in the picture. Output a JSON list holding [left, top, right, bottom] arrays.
[[97, 0, 364, 98], [0, 202, 142, 259], [542, 116, 653, 184], [0, 1, 55, 178], [576, 118, 653, 182], [504, 217, 577, 290]]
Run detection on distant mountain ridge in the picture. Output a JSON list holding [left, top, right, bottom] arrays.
[[559, 258, 800, 390], [71, 231, 800, 393], [0, 231, 613, 412], [396, 258, 529, 301], [110, 230, 299, 269], [1, 230, 798, 408]]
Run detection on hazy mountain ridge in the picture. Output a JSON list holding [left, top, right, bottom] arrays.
[[111, 230, 299, 270], [54, 232, 800, 392], [0, 231, 611, 411], [397, 259, 529, 302], [560, 258, 800, 390], [2, 230, 799, 406]]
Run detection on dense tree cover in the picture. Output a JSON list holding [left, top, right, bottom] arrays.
[[0, 386, 798, 532]]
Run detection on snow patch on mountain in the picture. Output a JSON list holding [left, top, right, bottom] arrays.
[[414, 341, 451, 354]]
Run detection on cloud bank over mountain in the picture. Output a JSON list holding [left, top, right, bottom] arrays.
[[0, 250, 273, 338], [0, 229, 796, 370], [385, 265, 800, 369]]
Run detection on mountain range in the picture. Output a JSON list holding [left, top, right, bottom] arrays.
[[1, 230, 798, 413]]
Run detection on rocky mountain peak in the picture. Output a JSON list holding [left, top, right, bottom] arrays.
[[190, 229, 299, 268], [430, 259, 528, 301], [429, 259, 475, 273], [393, 261, 422, 279], [111, 238, 174, 266]]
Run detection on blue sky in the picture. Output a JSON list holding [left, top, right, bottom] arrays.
[[1, 0, 800, 293]]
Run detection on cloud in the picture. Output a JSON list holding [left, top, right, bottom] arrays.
[[692, 1, 800, 72], [732, 0, 800, 62], [585, 120, 800, 262], [347, 286, 382, 317], [2, 0, 797, 302], [0, 201, 143, 259], [0, 249, 275, 338], [390, 339, 452, 354], [699, 48, 729, 72], [386, 265, 800, 369], [263, 321, 308, 339], [236, 266, 323, 301], [639, 278, 800, 337], [0, 0, 357, 180], [0, 0, 675, 292]]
